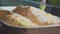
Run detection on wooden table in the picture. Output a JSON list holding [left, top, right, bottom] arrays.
[[0, 22, 60, 34]]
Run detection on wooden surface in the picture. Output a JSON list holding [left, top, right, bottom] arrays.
[[0, 23, 60, 34]]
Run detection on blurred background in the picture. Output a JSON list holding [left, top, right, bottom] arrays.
[[0, 0, 60, 34], [0, 0, 60, 17]]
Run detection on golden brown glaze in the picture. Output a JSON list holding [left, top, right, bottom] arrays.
[[13, 6, 49, 25], [0, 10, 10, 20], [0, 10, 22, 26]]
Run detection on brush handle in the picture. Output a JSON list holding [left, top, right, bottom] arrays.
[[40, 0, 46, 10]]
